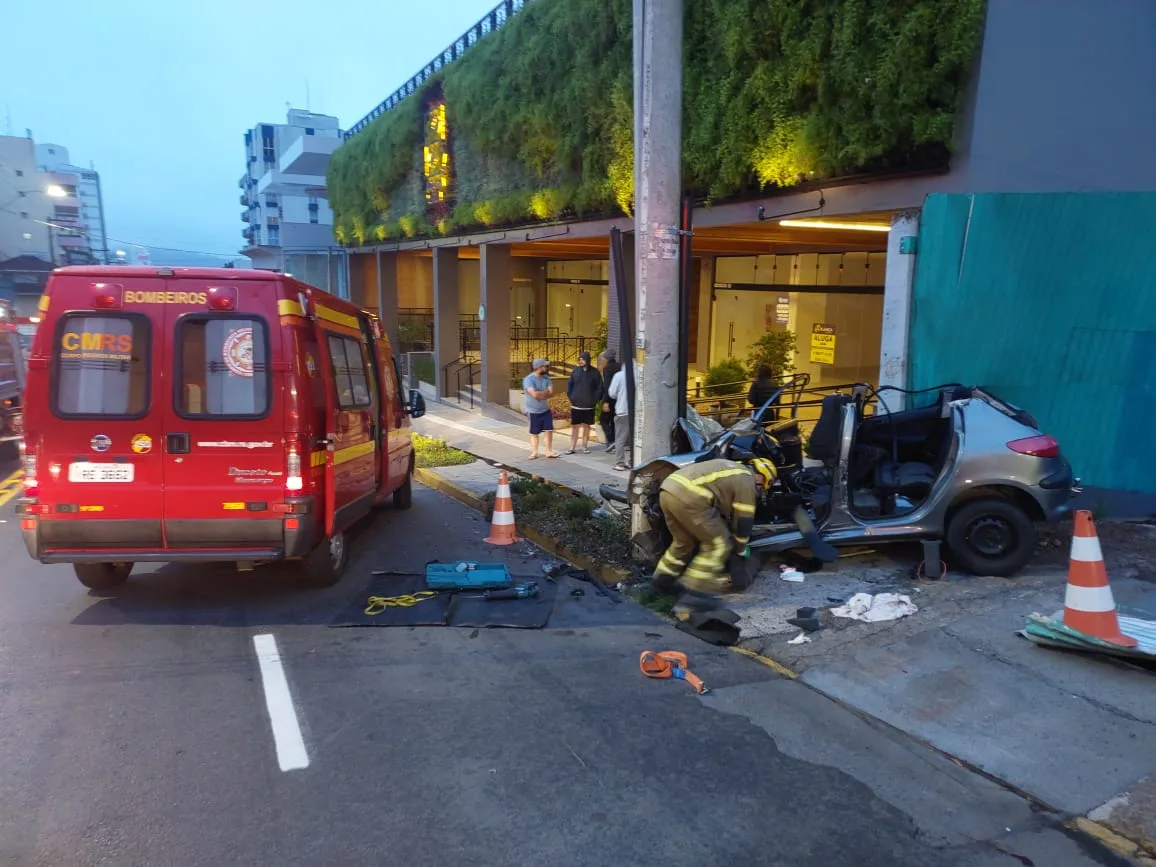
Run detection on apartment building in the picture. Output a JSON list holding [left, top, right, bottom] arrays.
[[0, 135, 55, 316], [238, 108, 347, 296], [36, 143, 108, 264]]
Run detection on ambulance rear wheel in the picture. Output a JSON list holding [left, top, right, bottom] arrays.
[[302, 531, 347, 587], [74, 562, 132, 591]]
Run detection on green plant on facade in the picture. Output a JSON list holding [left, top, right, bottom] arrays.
[[746, 330, 797, 379], [593, 318, 609, 352], [327, 0, 986, 244], [703, 358, 748, 398]]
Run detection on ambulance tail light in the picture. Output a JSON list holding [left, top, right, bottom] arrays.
[[22, 447, 38, 494], [286, 442, 303, 492]]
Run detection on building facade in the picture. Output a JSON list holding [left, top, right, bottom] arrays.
[[0, 135, 56, 317], [331, 0, 1156, 502], [238, 108, 347, 296], [36, 144, 108, 264]]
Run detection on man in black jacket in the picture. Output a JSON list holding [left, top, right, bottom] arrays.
[[598, 348, 621, 452], [566, 351, 604, 454]]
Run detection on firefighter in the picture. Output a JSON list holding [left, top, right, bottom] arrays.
[[652, 457, 777, 600]]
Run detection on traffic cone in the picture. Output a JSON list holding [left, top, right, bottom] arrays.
[[1061, 511, 1137, 647], [484, 470, 521, 546]]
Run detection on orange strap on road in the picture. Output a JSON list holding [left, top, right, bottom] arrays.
[[639, 650, 709, 695]]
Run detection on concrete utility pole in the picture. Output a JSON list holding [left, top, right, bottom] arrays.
[[632, 0, 684, 465]]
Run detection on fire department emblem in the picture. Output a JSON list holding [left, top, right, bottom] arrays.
[[223, 328, 254, 378]]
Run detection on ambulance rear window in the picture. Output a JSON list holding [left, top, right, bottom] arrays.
[[176, 315, 269, 418], [52, 314, 150, 418]]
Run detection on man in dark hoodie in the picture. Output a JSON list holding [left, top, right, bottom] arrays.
[[566, 351, 603, 454], [598, 348, 621, 452]]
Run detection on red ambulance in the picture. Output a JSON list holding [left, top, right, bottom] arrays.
[[17, 266, 427, 589]]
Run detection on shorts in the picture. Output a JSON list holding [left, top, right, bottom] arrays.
[[528, 410, 554, 435], [569, 407, 595, 426]]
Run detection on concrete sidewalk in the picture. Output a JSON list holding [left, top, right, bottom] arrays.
[[413, 400, 629, 499]]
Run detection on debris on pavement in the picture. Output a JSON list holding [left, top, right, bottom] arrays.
[[1021, 611, 1156, 662], [830, 592, 919, 623], [786, 607, 822, 633], [787, 633, 811, 646], [780, 564, 805, 583]]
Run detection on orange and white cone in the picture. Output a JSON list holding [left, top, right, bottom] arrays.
[[1061, 510, 1137, 647], [484, 470, 521, 546]]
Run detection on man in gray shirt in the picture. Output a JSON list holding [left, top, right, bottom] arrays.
[[522, 358, 560, 459]]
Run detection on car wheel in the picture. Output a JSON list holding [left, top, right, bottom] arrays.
[[74, 562, 132, 591], [301, 530, 348, 587], [945, 498, 1037, 577], [394, 458, 414, 510]]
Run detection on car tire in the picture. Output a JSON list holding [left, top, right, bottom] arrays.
[[394, 458, 414, 510], [945, 498, 1037, 577], [301, 530, 348, 587], [74, 562, 132, 591]]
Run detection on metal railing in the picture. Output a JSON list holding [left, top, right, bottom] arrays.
[[442, 357, 480, 408], [689, 374, 874, 428], [343, 0, 532, 141]]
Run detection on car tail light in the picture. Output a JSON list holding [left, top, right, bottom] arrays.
[[286, 443, 303, 492], [1007, 435, 1059, 458]]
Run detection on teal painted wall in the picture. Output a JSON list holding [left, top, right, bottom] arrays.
[[908, 192, 1156, 494]]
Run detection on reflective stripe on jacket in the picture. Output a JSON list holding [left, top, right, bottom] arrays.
[[659, 459, 757, 545]]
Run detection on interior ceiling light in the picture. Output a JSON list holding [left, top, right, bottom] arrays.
[[779, 219, 891, 232]]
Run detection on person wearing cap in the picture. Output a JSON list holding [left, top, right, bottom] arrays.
[[522, 359, 560, 459], [652, 457, 777, 604], [565, 351, 603, 455]]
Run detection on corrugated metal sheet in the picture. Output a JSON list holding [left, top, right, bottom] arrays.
[[909, 193, 1156, 493]]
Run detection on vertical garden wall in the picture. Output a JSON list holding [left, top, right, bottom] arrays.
[[327, 0, 986, 246]]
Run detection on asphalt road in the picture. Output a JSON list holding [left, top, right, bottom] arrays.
[[0, 464, 1127, 867]]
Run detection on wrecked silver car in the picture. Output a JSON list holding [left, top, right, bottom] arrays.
[[602, 382, 1081, 578]]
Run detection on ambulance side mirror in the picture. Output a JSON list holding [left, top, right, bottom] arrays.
[[407, 390, 426, 419]]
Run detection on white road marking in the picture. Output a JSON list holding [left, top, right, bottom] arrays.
[[252, 633, 309, 772]]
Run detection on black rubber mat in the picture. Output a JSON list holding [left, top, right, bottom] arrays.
[[332, 572, 452, 628], [332, 572, 556, 629], [446, 579, 558, 629], [674, 608, 742, 646]]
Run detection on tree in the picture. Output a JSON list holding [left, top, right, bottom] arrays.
[[746, 330, 796, 380]]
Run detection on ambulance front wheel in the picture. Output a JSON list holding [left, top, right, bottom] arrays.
[[74, 562, 132, 591], [301, 531, 348, 587]]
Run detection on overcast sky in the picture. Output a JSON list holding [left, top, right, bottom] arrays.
[[1, 0, 500, 260]]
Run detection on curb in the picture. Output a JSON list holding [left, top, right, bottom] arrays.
[[1068, 817, 1156, 865], [413, 466, 631, 589]]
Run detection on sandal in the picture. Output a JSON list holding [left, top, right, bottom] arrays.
[[564, 449, 576, 455], [614, 463, 629, 471], [546, 453, 561, 459], [580, 448, 590, 455], [528, 454, 539, 460]]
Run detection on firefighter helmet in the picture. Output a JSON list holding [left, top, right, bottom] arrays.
[[750, 457, 777, 488]]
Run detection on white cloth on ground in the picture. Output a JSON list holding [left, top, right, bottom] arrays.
[[830, 592, 918, 623]]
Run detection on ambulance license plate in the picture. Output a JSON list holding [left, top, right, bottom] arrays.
[[68, 462, 134, 483]]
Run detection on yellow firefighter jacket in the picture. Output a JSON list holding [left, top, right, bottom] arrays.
[[659, 459, 758, 545]]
